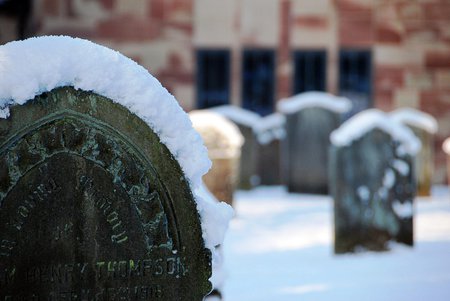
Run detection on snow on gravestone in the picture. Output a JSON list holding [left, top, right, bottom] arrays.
[[330, 109, 421, 254], [0, 37, 233, 300], [253, 113, 286, 186], [390, 108, 438, 196], [277, 92, 352, 194], [189, 110, 243, 207]]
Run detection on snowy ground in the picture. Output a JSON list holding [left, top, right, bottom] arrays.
[[222, 186, 450, 301]]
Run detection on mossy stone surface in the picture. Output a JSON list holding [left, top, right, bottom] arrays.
[[0, 87, 211, 300]]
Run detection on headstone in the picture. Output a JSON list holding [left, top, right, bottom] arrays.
[[330, 109, 421, 254], [277, 92, 352, 194], [189, 110, 243, 206], [443, 138, 450, 186], [253, 113, 286, 186], [212, 105, 261, 189], [390, 108, 438, 196]]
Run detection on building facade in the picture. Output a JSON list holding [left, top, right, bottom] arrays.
[[1, 0, 450, 182]]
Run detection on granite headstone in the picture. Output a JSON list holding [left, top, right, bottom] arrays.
[[330, 110, 419, 254], [0, 87, 211, 300]]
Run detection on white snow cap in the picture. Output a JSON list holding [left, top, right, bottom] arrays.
[[331, 109, 421, 155], [0, 36, 231, 273], [390, 107, 438, 134], [189, 110, 244, 158], [253, 113, 286, 145], [277, 91, 353, 114], [443, 138, 450, 155], [211, 105, 261, 128]]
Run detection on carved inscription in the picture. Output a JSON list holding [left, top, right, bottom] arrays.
[[0, 88, 211, 301]]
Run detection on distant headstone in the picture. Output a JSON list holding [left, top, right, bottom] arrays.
[[330, 110, 420, 254], [390, 108, 438, 196], [212, 106, 261, 189], [277, 92, 352, 194], [189, 110, 243, 206], [253, 113, 286, 186], [443, 138, 450, 186], [0, 87, 211, 299]]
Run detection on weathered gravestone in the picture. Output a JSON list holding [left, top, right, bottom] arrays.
[[444, 138, 450, 186], [253, 113, 286, 186], [189, 110, 243, 206], [277, 92, 352, 194], [212, 105, 261, 189], [390, 108, 438, 196], [330, 109, 421, 254], [0, 37, 214, 300]]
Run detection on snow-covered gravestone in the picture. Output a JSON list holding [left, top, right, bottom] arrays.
[[189, 110, 243, 206], [444, 138, 450, 186], [253, 113, 286, 186], [0, 37, 232, 300], [390, 108, 438, 196], [212, 105, 261, 189], [330, 110, 420, 254], [277, 92, 352, 194]]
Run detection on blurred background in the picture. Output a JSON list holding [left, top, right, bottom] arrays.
[[1, 0, 449, 184], [1, 1, 450, 300]]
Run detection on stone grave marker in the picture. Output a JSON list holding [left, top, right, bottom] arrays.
[[444, 138, 450, 186], [189, 110, 243, 206], [253, 113, 286, 186], [390, 108, 438, 196], [0, 36, 218, 301], [277, 92, 352, 194], [330, 109, 420, 254], [212, 105, 261, 189]]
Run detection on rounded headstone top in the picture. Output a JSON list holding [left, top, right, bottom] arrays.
[[0, 36, 209, 188], [211, 105, 261, 128], [390, 107, 438, 134], [331, 109, 421, 156], [189, 110, 244, 158], [0, 36, 231, 268], [443, 138, 450, 155], [277, 91, 353, 114]]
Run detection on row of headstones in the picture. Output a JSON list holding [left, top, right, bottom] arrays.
[[192, 92, 437, 199], [192, 92, 438, 254]]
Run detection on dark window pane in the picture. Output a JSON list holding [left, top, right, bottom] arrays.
[[242, 50, 275, 116], [197, 50, 230, 109], [293, 50, 327, 94], [339, 50, 372, 117]]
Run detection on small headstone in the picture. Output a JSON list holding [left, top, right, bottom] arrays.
[[330, 109, 421, 254], [390, 108, 438, 196], [277, 92, 352, 194], [253, 113, 286, 186], [0, 87, 211, 299], [443, 138, 450, 186], [212, 106, 261, 189], [189, 110, 243, 206]]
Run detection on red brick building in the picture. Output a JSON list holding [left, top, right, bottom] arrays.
[[1, 0, 450, 182]]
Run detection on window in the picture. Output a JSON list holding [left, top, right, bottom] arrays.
[[196, 50, 230, 109], [293, 50, 326, 94], [242, 50, 275, 116], [339, 50, 372, 117]]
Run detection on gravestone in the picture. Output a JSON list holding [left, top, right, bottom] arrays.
[[0, 87, 211, 299], [444, 138, 450, 186], [212, 106, 261, 189], [189, 110, 243, 206], [330, 109, 420, 254], [390, 108, 438, 196], [277, 92, 352, 194], [253, 113, 286, 186]]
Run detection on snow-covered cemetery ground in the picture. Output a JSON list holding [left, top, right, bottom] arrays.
[[222, 186, 450, 301]]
